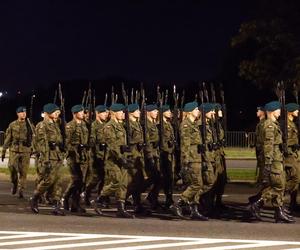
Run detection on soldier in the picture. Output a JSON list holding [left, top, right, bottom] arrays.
[[170, 101, 208, 220], [248, 106, 266, 204], [1, 106, 32, 198], [249, 101, 294, 223], [62, 104, 89, 213], [284, 103, 300, 212], [143, 104, 161, 210], [84, 105, 109, 205], [94, 103, 134, 218], [160, 104, 176, 208], [30, 103, 65, 215], [125, 103, 146, 213]]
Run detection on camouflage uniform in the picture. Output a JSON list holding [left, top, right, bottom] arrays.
[[143, 117, 161, 208], [85, 119, 106, 202], [31, 118, 65, 212], [63, 119, 89, 212], [255, 118, 266, 184], [160, 117, 175, 207], [2, 120, 32, 197], [261, 118, 285, 207]]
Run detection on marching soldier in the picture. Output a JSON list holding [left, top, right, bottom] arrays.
[[1, 106, 32, 198], [94, 103, 134, 218], [30, 103, 65, 215], [84, 105, 109, 205], [170, 101, 208, 220], [160, 104, 176, 208], [249, 101, 294, 223], [143, 104, 161, 210], [62, 104, 89, 213], [284, 103, 300, 212]]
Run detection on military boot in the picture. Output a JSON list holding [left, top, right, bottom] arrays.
[[11, 182, 17, 195], [116, 201, 135, 218], [52, 200, 65, 216], [165, 194, 174, 209], [18, 190, 24, 199], [189, 204, 209, 221], [30, 194, 40, 214], [170, 203, 184, 219], [250, 198, 264, 220], [70, 196, 86, 213], [274, 207, 295, 223], [90, 199, 103, 215], [290, 190, 298, 212]]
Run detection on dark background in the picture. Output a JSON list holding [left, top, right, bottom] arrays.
[[0, 1, 278, 131]]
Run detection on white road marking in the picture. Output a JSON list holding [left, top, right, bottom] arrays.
[[0, 231, 299, 250]]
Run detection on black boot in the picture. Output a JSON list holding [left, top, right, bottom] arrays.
[[30, 194, 40, 214], [11, 182, 17, 195], [274, 207, 295, 223], [165, 194, 174, 208], [70, 196, 86, 213], [189, 204, 209, 221], [52, 200, 65, 216], [248, 192, 261, 204], [91, 199, 103, 215], [290, 190, 297, 212], [18, 190, 24, 199], [81, 191, 91, 206], [170, 203, 185, 219], [116, 201, 135, 218], [250, 198, 264, 220]]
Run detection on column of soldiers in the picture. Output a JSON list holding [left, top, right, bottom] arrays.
[[7, 84, 300, 223], [249, 100, 300, 223]]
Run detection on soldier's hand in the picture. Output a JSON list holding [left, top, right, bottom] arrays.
[[262, 164, 272, 185]]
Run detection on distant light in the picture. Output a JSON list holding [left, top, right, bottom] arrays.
[[0, 92, 2, 98]]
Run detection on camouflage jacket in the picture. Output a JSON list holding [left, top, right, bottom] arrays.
[[287, 119, 298, 156], [180, 117, 202, 164], [128, 119, 144, 157], [2, 120, 32, 153], [255, 118, 265, 152], [66, 119, 89, 163], [263, 119, 283, 164], [160, 119, 175, 154], [35, 119, 64, 162], [102, 119, 127, 164], [144, 118, 159, 159], [90, 119, 106, 159]]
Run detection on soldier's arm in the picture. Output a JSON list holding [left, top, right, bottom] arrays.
[[65, 124, 76, 152], [35, 123, 49, 162], [180, 123, 191, 165], [103, 124, 122, 160], [263, 124, 275, 164], [2, 124, 13, 150]]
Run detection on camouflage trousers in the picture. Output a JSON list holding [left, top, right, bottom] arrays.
[[101, 161, 129, 202], [284, 155, 300, 194], [181, 162, 204, 204], [34, 160, 64, 201], [8, 151, 30, 193], [261, 161, 285, 207], [85, 157, 105, 196]]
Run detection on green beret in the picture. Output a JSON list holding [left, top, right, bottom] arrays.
[[95, 105, 107, 113], [286, 103, 299, 112], [110, 103, 125, 112], [71, 104, 84, 113], [146, 104, 158, 111], [128, 103, 140, 113], [16, 106, 26, 113], [43, 103, 60, 114], [214, 103, 222, 110], [264, 101, 281, 112], [162, 104, 170, 112], [183, 101, 198, 112], [199, 103, 215, 113]]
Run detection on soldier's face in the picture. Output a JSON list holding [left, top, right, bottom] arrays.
[[256, 110, 264, 118], [75, 110, 85, 120], [191, 108, 200, 118], [49, 110, 60, 120], [205, 110, 215, 119], [17, 111, 26, 120], [97, 111, 109, 121], [115, 111, 124, 120], [273, 109, 281, 119], [163, 110, 172, 119], [149, 110, 158, 119], [132, 110, 140, 118]]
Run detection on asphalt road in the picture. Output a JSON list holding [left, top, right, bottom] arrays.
[[0, 177, 299, 250]]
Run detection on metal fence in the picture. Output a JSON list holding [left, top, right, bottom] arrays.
[[0, 130, 255, 148]]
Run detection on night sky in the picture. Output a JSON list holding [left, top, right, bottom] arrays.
[[0, 1, 254, 93], [0, 1, 263, 131]]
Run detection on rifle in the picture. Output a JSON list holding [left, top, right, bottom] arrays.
[[121, 83, 131, 151], [172, 85, 180, 150], [220, 83, 227, 137], [92, 89, 96, 121], [157, 85, 164, 149], [210, 83, 220, 149], [81, 90, 87, 106], [104, 93, 108, 106], [58, 83, 66, 150], [140, 83, 148, 146], [276, 81, 288, 156], [292, 83, 300, 143], [180, 90, 185, 122], [111, 86, 115, 104], [25, 94, 36, 146], [199, 89, 207, 156]]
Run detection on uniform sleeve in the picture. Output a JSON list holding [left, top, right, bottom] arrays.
[[180, 123, 190, 165], [66, 124, 76, 152], [2, 124, 12, 150], [35, 123, 49, 162], [263, 124, 275, 165], [103, 124, 122, 160], [90, 122, 97, 148]]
